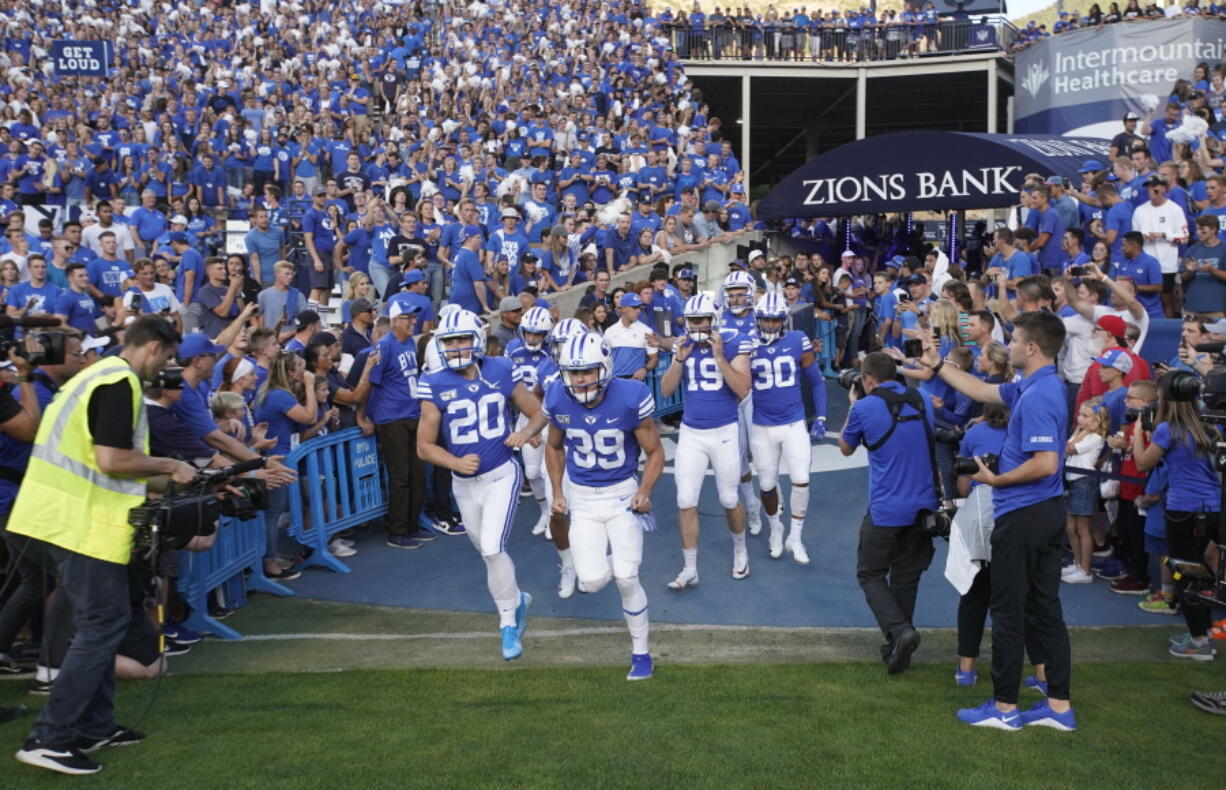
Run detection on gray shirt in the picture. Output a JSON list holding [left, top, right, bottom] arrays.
[[257, 285, 308, 327]]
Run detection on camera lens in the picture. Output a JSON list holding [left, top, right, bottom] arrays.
[[1162, 370, 1203, 402]]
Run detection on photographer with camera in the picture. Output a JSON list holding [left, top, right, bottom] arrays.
[[7, 316, 197, 775], [1131, 375, 1223, 662], [920, 310, 1077, 731], [838, 352, 938, 676]]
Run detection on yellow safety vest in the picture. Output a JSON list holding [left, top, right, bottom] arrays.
[[8, 356, 150, 565]]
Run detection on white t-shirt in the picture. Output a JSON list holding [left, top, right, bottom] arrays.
[[1131, 200, 1188, 274], [1065, 432, 1105, 480], [123, 283, 182, 315], [82, 221, 136, 257]]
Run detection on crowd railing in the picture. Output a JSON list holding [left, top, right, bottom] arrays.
[[670, 19, 1016, 62]]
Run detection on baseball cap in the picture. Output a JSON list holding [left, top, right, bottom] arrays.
[[178, 333, 225, 360], [498, 295, 524, 312], [731, 184, 745, 194], [168, 231, 188, 244], [677, 268, 695, 280], [549, 224, 568, 237], [1123, 111, 1140, 121], [747, 249, 765, 264], [728, 258, 747, 269], [1077, 159, 1105, 173], [1093, 347, 1133, 374], [296, 309, 320, 329], [1204, 317, 1226, 335], [701, 200, 721, 212], [784, 277, 801, 287], [313, 185, 327, 195], [401, 269, 426, 285], [1095, 314, 1127, 340], [885, 255, 905, 269], [620, 293, 643, 308], [1143, 174, 1168, 187], [170, 214, 188, 225], [349, 298, 374, 314], [82, 335, 111, 354], [1044, 175, 1066, 187], [840, 249, 856, 259], [388, 300, 422, 319]]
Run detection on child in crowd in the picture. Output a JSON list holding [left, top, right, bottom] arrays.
[[1063, 400, 1108, 584]]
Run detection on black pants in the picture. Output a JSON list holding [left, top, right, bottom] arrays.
[[856, 514, 935, 644], [1166, 509, 1220, 638], [990, 496, 1072, 704], [29, 541, 129, 746], [959, 565, 1051, 665], [375, 418, 425, 535], [0, 530, 53, 654], [1116, 498, 1149, 584]]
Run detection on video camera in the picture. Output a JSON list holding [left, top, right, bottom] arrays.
[[129, 457, 268, 553], [0, 315, 68, 367], [1166, 552, 1226, 610]]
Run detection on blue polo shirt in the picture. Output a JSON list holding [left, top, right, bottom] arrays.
[[994, 365, 1067, 518], [841, 381, 938, 527], [602, 227, 637, 270]]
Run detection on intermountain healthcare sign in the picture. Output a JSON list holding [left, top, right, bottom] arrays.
[[757, 131, 1109, 218], [1015, 18, 1226, 137]]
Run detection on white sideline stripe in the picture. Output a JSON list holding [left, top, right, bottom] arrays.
[[230, 624, 887, 642]]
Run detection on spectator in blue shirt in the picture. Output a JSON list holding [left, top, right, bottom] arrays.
[[450, 226, 492, 314], [1114, 231, 1165, 318], [52, 264, 101, 334]]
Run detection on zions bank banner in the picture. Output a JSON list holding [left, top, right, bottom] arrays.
[[1015, 18, 1226, 137]]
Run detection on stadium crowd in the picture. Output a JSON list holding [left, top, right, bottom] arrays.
[[1013, 0, 1226, 50], [0, 0, 1224, 773]]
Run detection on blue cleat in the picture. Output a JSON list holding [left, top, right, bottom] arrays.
[[955, 669, 977, 687], [514, 592, 532, 640], [500, 626, 522, 661], [627, 653, 654, 681], [956, 699, 1022, 731], [1020, 701, 1078, 731], [1024, 675, 1049, 696]]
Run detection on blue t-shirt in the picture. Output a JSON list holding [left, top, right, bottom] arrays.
[[841, 382, 939, 527], [1152, 421, 1221, 512], [957, 421, 1007, 490], [88, 257, 132, 298], [254, 388, 302, 455], [1113, 252, 1164, 318], [1102, 386, 1127, 434], [53, 289, 100, 333], [680, 328, 753, 429], [302, 207, 336, 252], [170, 379, 219, 441], [5, 281, 61, 315], [994, 365, 1067, 518], [174, 248, 204, 303], [419, 356, 521, 477], [449, 247, 488, 313], [750, 330, 813, 427], [366, 331, 422, 424], [543, 377, 654, 487]]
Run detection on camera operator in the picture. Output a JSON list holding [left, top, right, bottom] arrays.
[[8, 316, 197, 776], [0, 330, 86, 672], [838, 351, 938, 676], [1131, 376, 1222, 661], [920, 310, 1076, 731]]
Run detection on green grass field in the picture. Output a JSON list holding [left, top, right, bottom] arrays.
[[1, 599, 1222, 788]]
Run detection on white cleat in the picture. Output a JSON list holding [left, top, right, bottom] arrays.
[[768, 524, 784, 559], [732, 549, 750, 580], [667, 567, 699, 590], [787, 537, 811, 565], [531, 515, 548, 536], [558, 564, 577, 599], [747, 514, 763, 536]]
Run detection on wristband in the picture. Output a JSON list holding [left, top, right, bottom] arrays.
[[17, 375, 33, 383], [929, 359, 944, 376]]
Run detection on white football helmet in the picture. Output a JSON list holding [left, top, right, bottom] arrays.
[[721, 270, 756, 315], [558, 331, 613, 405], [754, 293, 790, 344], [547, 317, 588, 363], [518, 306, 554, 352], [682, 293, 720, 344], [433, 309, 486, 370]]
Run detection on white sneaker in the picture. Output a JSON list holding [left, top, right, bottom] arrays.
[[787, 537, 810, 565], [558, 564, 577, 599], [531, 514, 548, 536], [768, 524, 784, 559], [732, 549, 750, 580], [334, 537, 355, 548], [1062, 568, 1093, 584], [667, 567, 699, 590], [747, 513, 763, 536], [329, 540, 357, 557]]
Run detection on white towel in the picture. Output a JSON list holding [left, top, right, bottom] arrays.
[[944, 485, 994, 596]]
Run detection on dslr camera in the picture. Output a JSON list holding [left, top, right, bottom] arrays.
[[934, 427, 964, 447], [1124, 404, 1156, 432], [952, 453, 999, 476], [838, 368, 866, 398]]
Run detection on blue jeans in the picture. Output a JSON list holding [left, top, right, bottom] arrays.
[[425, 260, 444, 305], [369, 262, 394, 300], [29, 541, 129, 745], [263, 486, 290, 562]]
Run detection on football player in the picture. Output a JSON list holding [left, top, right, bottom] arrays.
[[506, 305, 555, 537], [721, 268, 765, 536]]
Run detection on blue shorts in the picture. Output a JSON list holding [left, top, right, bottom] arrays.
[[1066, 475, 1098, 516], [1144, 533, 1168, 556]]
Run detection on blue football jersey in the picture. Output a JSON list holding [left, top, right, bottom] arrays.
[[750, 330, 811, 426], [681, 328, 753, 429], [721, 310, 756, 338], [507, 341, 547, 392], [544, 377, 653, 487], [535, 356, 561, 394], [419, 355, 521, 477]]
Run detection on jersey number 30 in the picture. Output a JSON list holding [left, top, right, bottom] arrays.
[[751, 356, 796, 389], [449, 393, 506, 445], [566, 428, 625, 470]]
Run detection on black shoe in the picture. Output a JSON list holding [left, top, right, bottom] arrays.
[[15, 739, 101, 775], [76, 726, 146, 753], [163, 640, 192, 657], [885, 627, 921, 676], [264, 566, 301, 581], [28, 678, 52, 695], [0, 656, 33, 675], [407, 527, 438, 543]]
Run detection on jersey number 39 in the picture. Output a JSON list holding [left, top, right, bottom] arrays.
[[566, 428, 625, 470]]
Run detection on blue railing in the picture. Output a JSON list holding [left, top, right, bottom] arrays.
[[813, 318, 838, 377], [647, 351, 684, 417], [177, 513, 294, 640], [286, 427, 389, 574]]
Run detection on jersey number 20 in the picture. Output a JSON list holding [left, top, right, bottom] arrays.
[[449, 393, 506, 445]]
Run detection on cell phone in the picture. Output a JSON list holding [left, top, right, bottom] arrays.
[[933, 327, 941, 339], [903, 338, 923, 358], [898, 292, 911, 303]]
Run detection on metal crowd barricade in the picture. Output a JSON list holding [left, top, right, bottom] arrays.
[[813, 319, 838, 377], [177, 513, 294, 640], [286, 428, 388, 574], [647, 351, 684, 417]]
